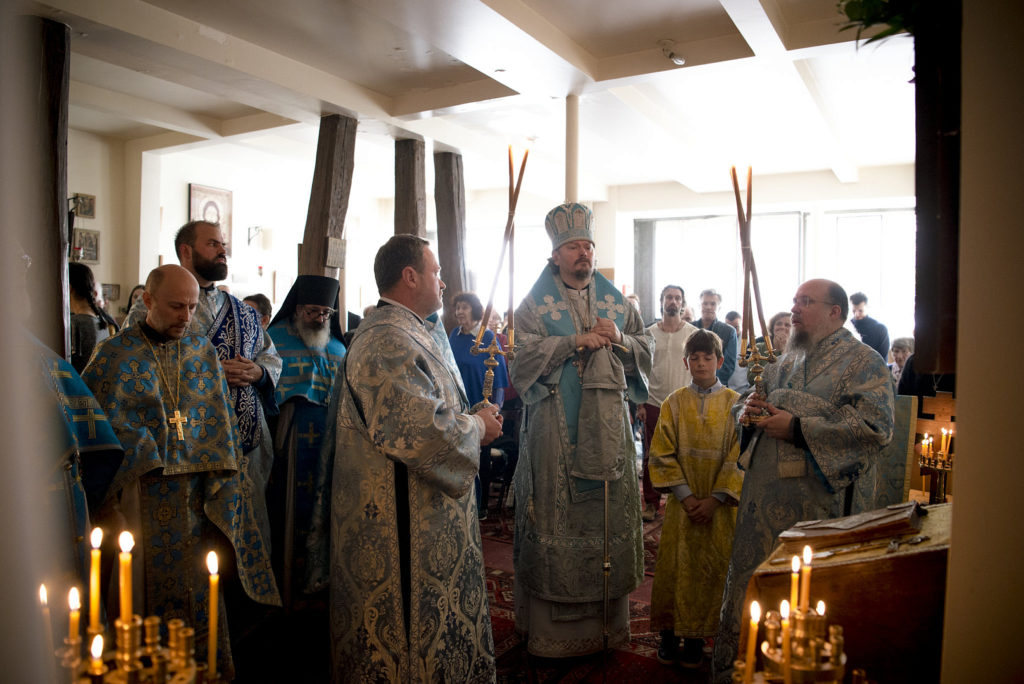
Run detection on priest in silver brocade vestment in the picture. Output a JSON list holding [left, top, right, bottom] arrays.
[[510, 203, 653, 657], [310, 235, 503, 682], [712, 279, 894, 683]]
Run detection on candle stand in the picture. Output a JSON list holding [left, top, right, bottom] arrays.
[[733, 605, 858, 684], [469, 336, 514, 411], [59, 614, 219, 684], [918, 452, 952, 505]]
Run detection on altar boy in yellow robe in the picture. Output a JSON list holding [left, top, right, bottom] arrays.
[[648, 329, 743, 668]]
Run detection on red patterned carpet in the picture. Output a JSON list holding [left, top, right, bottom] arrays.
[[481, 506, 711, 683]]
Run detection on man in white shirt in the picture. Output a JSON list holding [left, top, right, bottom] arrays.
[[638, 285, 699, 521]]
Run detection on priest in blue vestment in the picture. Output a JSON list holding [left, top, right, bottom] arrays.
[[84, 265, 280, 680]]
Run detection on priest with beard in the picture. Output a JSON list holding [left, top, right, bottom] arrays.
[[265, 275, 346, 607], [712, 279, 894, 683]]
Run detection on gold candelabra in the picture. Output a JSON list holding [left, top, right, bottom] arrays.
[[731, 167, 777, 423], [733, 547, 869, 684], [918, 429, 954, 504], [60, 614, 214, 684], [45, 530, 223, 684]]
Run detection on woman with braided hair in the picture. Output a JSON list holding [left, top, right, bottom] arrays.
[[69, 262, 114, 371]]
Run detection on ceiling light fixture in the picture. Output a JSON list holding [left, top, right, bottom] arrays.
[[657, 39, 685, 67]]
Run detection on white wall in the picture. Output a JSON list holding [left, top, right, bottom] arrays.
[[67, 129, 127, 313]]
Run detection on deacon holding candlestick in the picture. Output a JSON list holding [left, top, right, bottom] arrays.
[[82, 264, 283, 681], [714, 273, 894, 682]]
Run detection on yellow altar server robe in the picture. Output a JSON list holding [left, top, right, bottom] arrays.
[[648, 384, 742, 636]]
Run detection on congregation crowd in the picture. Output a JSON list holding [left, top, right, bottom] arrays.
[[49, 201, 930, 683]]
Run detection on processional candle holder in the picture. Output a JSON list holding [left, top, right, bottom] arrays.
[[730, 167, 777, 424], [470, 145, 528, 412]]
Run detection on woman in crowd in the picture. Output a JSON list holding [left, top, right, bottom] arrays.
[[120, 283, 145, 326], [768, 311, 792, 352], [69, 262, 115, 372], [889, 337, 914, 384], [448, 292, 508, 519]]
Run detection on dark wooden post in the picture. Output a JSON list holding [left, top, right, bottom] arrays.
[[633, 219, 656, 324], [913, 0, 961, 373], [11, 17, 70, 356], [395, 139, 426, 237], [299, 114, 357, 325], [434, 152, 469, 332]]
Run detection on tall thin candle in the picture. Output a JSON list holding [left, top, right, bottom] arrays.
[[789, 555, 800, 613], [90, 634, 106, 676], [207, 551, 219, 678], [799, 545, 812, 612], [89, 528, 102, 632], [40, 584, 54, 660], [118, 532, 134, 623], [68, 587, 81, 643], [781, 600, 792, 684], [742, 601, 761, 683]]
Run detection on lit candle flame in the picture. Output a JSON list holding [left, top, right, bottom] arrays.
[[750, 600, 761, 623], [91, 634, 104, 659], [39, 584, 47, 606], [91, 527, 103, 549], [941, 427, 947, 436], [780, 599, 790, 619], [791, 555, 800, 573], [119, 531, 134, 554], [68, 587, 81, 611], [803, 545, 812, 566], [817, 600, 826, 616], [207, 551, 218, 576]]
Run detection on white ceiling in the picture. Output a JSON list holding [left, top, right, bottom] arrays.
[[22, 0, 914, 199]]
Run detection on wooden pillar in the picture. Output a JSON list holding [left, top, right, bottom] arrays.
[[633, 219, 655, 323], [10, 16, 70, 356], [434, 152, 469, 332], [299, 114, 356, 324], [0, 11, 70, 682], [913, 0, 961, 373], [395, 139, 426, 237]]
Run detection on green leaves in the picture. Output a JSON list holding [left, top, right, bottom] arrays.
[[836, 0, 920, 44]]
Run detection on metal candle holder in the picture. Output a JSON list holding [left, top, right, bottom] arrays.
[[733, 606, 850, 684], [59, 614, 215, 684], [470, 336, 515, 411]]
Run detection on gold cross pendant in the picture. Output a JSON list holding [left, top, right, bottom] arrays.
[[169, 409, 188, 440]]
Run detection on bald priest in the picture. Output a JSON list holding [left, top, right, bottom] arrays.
[[83, 265, 280, 679]]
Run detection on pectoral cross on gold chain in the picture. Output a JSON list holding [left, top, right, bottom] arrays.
[[142, 334, 188, 441], [168, 409, 188, 440]]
